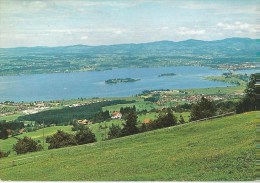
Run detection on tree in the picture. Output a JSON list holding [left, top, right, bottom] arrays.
[[179, 115, 185, 124], [190, 97, 216, 121], [0, 129, 8, 139], [48, 130, 77, 149], [75, 128, 96, 145], [151, 108, 177, 129], [13, 136, 43, 154], [107, 124, 122, 139], [236, 74, 257, 113], [121, 111, 139, 136]]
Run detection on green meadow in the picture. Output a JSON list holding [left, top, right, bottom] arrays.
[[0, 112, 256, 181], [0, 111, 189, 154]]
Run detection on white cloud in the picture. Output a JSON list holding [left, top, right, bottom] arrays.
[[161, 26, 169, 30], [81, 36, 88, 40], [217, 21, 256, 33], [176, 27, 205, 35], [112, 30, 123, 35]]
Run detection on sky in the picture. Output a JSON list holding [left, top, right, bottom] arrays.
[[0, 0, 259, 48]]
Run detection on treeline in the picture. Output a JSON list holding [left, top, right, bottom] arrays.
[[0, 121, 24, 139], [18, 100, 135, 125], [107, 108, 179, 140]]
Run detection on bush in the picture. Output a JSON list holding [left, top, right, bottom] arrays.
[[0, 150, 10, 158], [48, 130, 77, 149], [71, 122, 87, 131], [178, 115, 185, 124], [13, 137, 43, 155], [107, 124, 122, 139], [0, 128, 8, 139], [75, 128, 96, 145]]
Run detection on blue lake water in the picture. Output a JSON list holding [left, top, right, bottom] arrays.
[[0, 66, 257, 102]]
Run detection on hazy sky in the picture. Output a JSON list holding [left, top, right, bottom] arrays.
[[0, 0, 259, 48]]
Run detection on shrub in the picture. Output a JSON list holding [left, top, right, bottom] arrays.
[[107, 124, 122, 139], [0, 150, 10, 158], [71, 122, 87, 131], [75, 128, 96, 145], [13, 137, 43, 154], [179, 114, 185, 124], [0, 129, 8, 139], [48, 130, 77, 149]]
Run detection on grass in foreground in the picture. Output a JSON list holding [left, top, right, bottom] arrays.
[[0, 111, 256, 181]]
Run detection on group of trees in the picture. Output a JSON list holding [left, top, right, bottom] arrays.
[[120, 105, 136, 119], [107, 110, 139, 139], [189, 97, 216, 121], [10, 125, 96, 155], [108, 108, 179, 139], [0, 121, 25, 139], [47, 128, 96, 150]]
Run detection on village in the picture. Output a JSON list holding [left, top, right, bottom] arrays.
[[0, 86, 244, 122]]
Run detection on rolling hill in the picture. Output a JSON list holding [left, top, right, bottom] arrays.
[[0, 111, 256, 181], [0, 38, 258, 75]]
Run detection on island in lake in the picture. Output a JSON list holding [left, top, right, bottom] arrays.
[[105, 78, 141, 84], [158, 73, 176, 77]]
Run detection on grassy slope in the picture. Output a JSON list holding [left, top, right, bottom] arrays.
[[0, 112, 256, 181], [0, 126, 73, 154]]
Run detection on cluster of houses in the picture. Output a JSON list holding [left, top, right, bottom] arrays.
[[77, 111, 123, 126], [217, 63, 256, 70], [156, 93, 241, 105]]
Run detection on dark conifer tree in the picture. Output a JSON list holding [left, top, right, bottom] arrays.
[[121, 111, 139, 136]]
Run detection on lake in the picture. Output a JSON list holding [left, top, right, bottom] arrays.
[[0, 66, 256, 102]]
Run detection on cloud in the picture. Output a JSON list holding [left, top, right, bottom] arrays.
[[176, 27, 205, 35], [217, 21, 256, 33], [81, 36, 88, 40], [161, 26, 169, 30], [112, 30, 123, 35]]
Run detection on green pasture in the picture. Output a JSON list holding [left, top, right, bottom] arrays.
[[0, 113, 23, 122], [183, 86, 245, 95], [0, 111, 256, 181], [0, 126, 73, 155]]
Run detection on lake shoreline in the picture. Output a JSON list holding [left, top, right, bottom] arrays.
[[0, 66, 256, 102]]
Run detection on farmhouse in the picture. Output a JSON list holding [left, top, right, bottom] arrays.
[[111, 112, 122, 119], [143, 118, 152, 124], [77, 119, 92, 125]]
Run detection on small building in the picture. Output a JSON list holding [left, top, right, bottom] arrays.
[[111, 112, 122, 119], [143, 118, 152, 124], [19, 128, 25, 134], [77, 119, 92, 125]]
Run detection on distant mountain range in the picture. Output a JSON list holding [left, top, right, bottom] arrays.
[[0, 37, 259, 57], [0, 37, 258, 75]]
